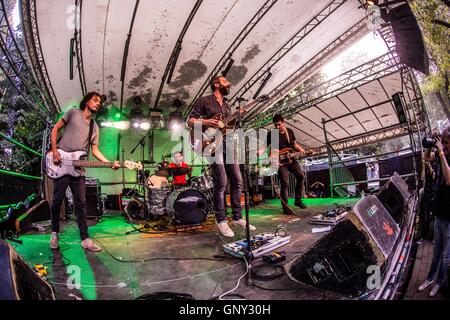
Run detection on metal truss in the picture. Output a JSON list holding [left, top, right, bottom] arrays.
[[185, 0, 278, 116], [248, 52, 400, 129], [229, 0, 347, 104], [245, 17, 369, 121], [74, 0, 87, 95], [20, 0, 60, 112], [0, 0, 54, 121], [154, 0, 203, 109], [300, 124, 415, 158]]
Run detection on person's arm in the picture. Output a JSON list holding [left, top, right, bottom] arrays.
[[187, 99, 220, 128], [435, 138, 450, 185], [91, 144, 120, 169], [50, 118, 66, 164]]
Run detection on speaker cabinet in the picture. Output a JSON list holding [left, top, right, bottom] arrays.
[[388, 3, 429, 75], [377, 172, 411, 225], [15, 200, 51, 234], [287, 192, 401, 297], [0, 241, 55, 300]]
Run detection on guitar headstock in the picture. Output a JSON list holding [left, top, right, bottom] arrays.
[[124, 160, 143, 170]]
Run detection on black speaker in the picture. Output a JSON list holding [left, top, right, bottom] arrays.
[[287, 194, 401, 297], [388, 3, 429, 75], [15, 200, 51, 234], [0, 241, 56, 300], [86, 185, 103, 219], [392, 92, 406, 124], [286, 219, 379, 297], [377, 172, 411, 225]]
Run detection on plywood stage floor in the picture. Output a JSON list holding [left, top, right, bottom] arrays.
[[11, 198, 360, 300]]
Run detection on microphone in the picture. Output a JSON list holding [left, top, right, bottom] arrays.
[[236, 97, 248, 102]]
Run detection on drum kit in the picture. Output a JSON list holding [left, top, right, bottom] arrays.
[[125, 159, 215, 226]]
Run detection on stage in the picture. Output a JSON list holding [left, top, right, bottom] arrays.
[[10, 198, 358, 300]]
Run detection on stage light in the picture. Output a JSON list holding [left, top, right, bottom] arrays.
[[101, 121, 130, 130], [168, 110, 183, 131], [140, 121, 151, 130]]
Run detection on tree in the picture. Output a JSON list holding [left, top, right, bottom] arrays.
[[411, 0, 450, 121]]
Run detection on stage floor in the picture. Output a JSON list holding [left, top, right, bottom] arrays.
[[12, 198, 360, 300]]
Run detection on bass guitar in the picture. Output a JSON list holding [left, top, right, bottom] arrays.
[[45, 149, 142, 179], [269, 147, 316, 166]]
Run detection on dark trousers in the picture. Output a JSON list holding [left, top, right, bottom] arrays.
[[419, 196, 434, 240], [51, 175, 89, 240], [278, 161, 304, 207], [210, 161, 243, 223]]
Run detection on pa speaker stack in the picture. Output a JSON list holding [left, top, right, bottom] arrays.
[[387, 2, 429, 75], [286, 173, 410, 297]]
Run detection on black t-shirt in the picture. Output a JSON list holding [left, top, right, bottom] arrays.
[[267, 127, 296, 150], [434, 154, 450, 221], [189, 95, 231, 120]]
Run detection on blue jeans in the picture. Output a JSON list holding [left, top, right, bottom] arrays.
[[427, 216, 450, 284]]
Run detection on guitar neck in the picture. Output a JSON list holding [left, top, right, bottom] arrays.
[[72, 160, 118, 168]]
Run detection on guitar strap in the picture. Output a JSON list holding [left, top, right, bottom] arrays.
[[86, 119, 94, 160]]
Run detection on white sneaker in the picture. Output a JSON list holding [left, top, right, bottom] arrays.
[[231, 219, 256, 231], [81, 238, 102, 252], [49, 232, 59, 249], [417, 279, 433, 292], [429, 284, 440, 297], [217, 221, 235, 237]]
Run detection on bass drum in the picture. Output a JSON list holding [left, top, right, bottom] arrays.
[[166, 188, 207, 225]]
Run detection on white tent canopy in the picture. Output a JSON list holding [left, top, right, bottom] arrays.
[[34, 0, 368, 112]]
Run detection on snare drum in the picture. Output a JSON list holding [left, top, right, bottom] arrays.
[[165, 188, 207, 225]]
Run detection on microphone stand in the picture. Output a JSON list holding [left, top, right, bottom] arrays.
[[126, 130, 152, 235], [236, 101, 253, 286]]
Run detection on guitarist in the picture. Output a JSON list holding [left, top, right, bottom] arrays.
[[262, 114, 307, 214], [49, 92, 120, 251], [188, 76, 255, 237]]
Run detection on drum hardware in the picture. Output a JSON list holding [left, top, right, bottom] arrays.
[[125, 131, 154, 235]]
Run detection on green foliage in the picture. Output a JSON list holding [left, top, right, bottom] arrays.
[[411, 0, 450, 120]]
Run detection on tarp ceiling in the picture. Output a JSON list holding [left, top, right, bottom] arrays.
[[34, 0, 369, 114]]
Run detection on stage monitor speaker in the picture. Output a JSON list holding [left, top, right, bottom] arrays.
[[0, 241, 56, 300], [286, 219, 379, 297], [15, 200, 51, 234], [388, 3, 429, 75], [392, 92, 407, 124], [287, 194, 400, 297], [377, 172, 411, 225]]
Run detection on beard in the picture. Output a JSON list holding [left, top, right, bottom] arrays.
[[219, 85, 230, 96]]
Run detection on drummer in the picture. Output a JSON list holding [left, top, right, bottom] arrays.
[[169, 151, 192, 187]]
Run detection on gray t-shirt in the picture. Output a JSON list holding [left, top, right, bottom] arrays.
[[58, 108, 99, 152]]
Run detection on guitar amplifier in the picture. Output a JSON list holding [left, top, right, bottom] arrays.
[[72, 182, 104, 219]]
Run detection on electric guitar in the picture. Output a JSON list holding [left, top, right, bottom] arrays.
[[270, 147, 316, 166], [45, 149, 142, 179], [189, 95, 269, 156]]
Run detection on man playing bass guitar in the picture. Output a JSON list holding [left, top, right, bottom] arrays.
[[263, 114, 308, 214], [49, 92, 120, 251], [188, 76, 255, 237]]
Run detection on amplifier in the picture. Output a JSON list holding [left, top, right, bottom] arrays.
[[72, 183, 104, 219]]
